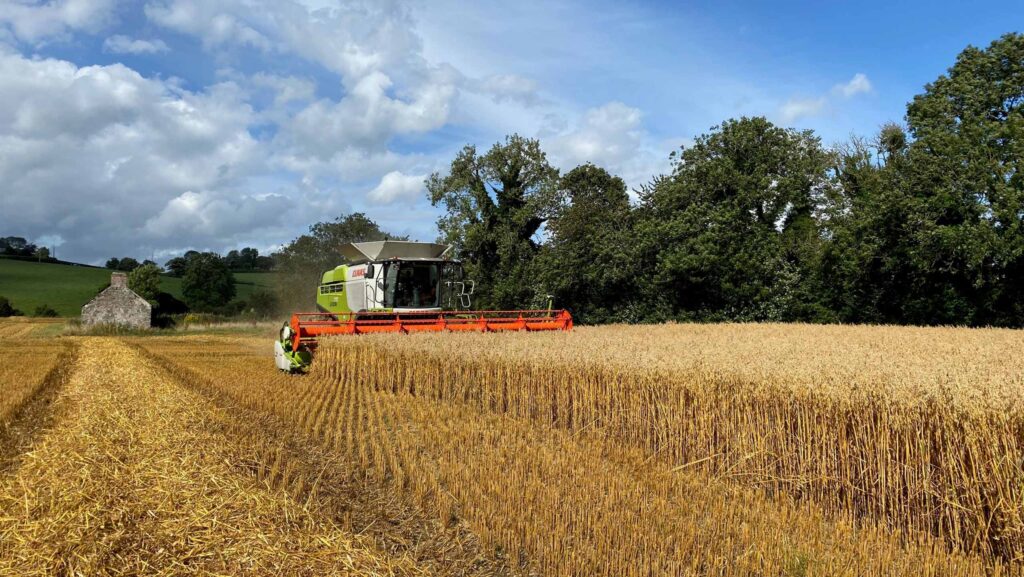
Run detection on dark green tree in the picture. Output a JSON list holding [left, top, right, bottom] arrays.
[[106, 257, 141, 271], [428, 134, 559, 309], [224, 248, 259, 271], [239, 247, 259, 270], [900, 32, 1024, 326], [247, 289, 279, 318], [181, 253, 236, 312], [31, 304, 58, 318], [117, 257, 141, 272], [165, 256, 189, 277], [816, 129, 915, 323], [1, 237, 34, 256], [638, 117, 835, 321], [128, 263, 162, 304], [224, 249, 241, 269], [534, 164, 638, 323], [0, 296, 19, 317], [254, 255, 275, 271]]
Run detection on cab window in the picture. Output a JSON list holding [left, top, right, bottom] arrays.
[[383, 263, 439, 308]]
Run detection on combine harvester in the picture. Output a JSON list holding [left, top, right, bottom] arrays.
[[274, 240, 573, 372]]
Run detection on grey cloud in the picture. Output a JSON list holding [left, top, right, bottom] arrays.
[[0, 51, 265, 263]]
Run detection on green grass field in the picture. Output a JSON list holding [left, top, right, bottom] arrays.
[[0, 259, 276, 317], [231, 272, 276, 301]]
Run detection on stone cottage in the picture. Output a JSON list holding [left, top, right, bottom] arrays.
[[81, 272, 151, 328]]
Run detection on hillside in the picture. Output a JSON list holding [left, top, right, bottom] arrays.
[[0, 259, 275, 317]]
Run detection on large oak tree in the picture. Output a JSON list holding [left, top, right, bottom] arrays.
[[428, 134, 559, 309]]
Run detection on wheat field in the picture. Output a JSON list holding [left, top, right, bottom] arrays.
[[135, 322, 1024, 575], [3, 321, 1024, 574], [311, 324, 1024, 561]]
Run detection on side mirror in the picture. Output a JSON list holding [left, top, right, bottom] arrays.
[[365, 263, 375, 279]]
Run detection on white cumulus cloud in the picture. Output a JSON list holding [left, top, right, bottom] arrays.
[[249, 72, 316, 105], [367, 170, 426, 205], [777, 73, 872, 124], [474, 73, 542, 106], [833, 73, 872, 98], [144, 190, 291, 239], [143, 0, 425, 82], [146, 0, 461, 186], [0, 50, 269, 262], [0, 0, 117, 44], [103, 34, 170, 54], [549, 102, 643, 168], [547, 102, 674, 192], [275, 67, 457, 168], [144, 0, 272, 51], [778, 96, 828, 123]]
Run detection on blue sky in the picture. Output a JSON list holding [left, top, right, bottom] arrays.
[[0, 0, 1017, 264]]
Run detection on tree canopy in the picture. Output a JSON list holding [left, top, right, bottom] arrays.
[[636, 117, 834, 321], [128, 263, 162, 304], [105, 257, 141, 272], [428, 134, 559, 309], [181, 253, 236, 312], [901, 32, 1024, 325], [426, 33, 1024, 328], [534, 164, 637, 323], [0, 237, 36, 257]]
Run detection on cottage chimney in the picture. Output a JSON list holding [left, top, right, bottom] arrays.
[[111, 272, 127, 288]]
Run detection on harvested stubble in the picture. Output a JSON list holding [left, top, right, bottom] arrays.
[[0, 318, 62, 340], [139, 332, 1021, 576], [0, 333, 71, 432], [0, 338, 424, 576], [139, 337, 521, 577]]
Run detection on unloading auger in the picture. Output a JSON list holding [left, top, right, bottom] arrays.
[[274, 240, 573, 372]]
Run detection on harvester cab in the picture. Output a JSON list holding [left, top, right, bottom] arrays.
[[274, 240, 572, 372], [315, 241, 473, 314]]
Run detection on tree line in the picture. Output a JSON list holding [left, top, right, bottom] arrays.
[[275, 33, 1023, 327], [95, 250, 275, 321], [8, 34, 1021, 328], [105, 247, 275, 275], [0, 236, 52, 262]]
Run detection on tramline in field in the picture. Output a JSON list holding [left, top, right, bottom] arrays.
[[274, 240, 573, 371]]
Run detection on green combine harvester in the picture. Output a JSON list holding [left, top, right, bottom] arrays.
[[274, 240, 573, 372]]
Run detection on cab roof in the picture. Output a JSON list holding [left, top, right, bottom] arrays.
[[340, 241, 451, 264]]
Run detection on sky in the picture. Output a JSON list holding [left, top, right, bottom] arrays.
[[0, 0, 1018, 265]]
